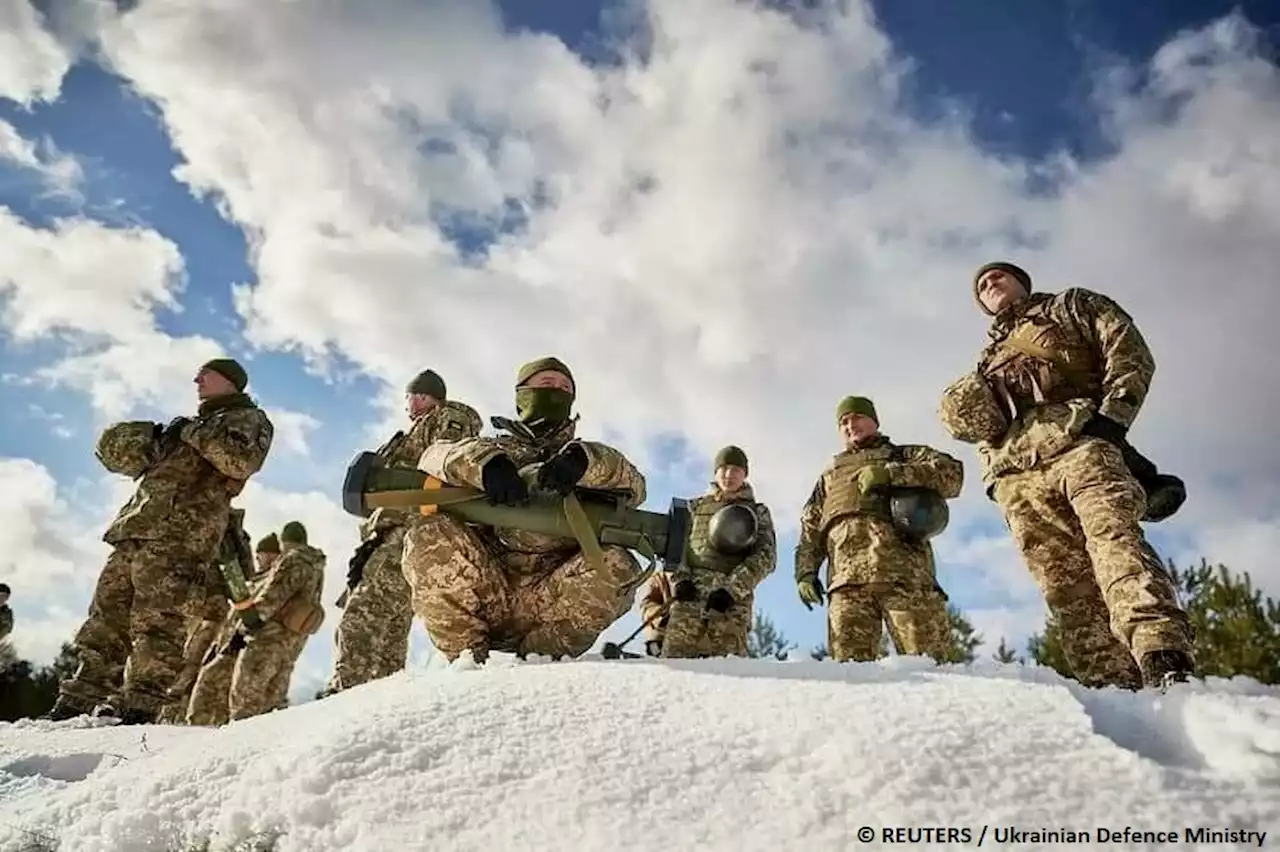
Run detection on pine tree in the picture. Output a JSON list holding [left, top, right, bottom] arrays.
[[1026, 612, 1074, 679], [810, 643, 829, 660], [934, 605, 983, 664], [993, 636, 1022, 664], [1167, 558, 1280, 684], [747, 610, 796, 660]]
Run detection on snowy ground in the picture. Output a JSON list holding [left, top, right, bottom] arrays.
[[1, 656, 1278, 852]]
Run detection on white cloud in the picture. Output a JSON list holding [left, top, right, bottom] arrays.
[[6, 0, 1280, 672], [0, 118, 83, 197], [261, 407, 321, 457], [0, 1, 74, 106]]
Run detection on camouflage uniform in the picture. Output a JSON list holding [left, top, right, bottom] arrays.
[[642, 446, 777, 658], [938, 262, 1193, 689], [53, 360, 273, 722], [795, 397, 963, 663], [187, 522, 326, 723], [156, 532, 278, 724], [402, 357, 647, 663], [328, 371, 482, 693]]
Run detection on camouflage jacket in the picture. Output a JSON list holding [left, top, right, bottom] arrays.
[[249, 543, 326, 642], [100, 394, 274, 556], [640, 572, 673, 640], [680, 484, 777, 601], [963, 288, 1153, 486], [794, 435, 963, 582], [0, 605, 11, 640], [418, 416, 647, 574], [363, 399, 484, 536]]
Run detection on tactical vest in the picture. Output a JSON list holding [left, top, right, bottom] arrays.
[[818, 443, 902, 533], [685, 491, 757, 574], [980, 296, 1101, 419]]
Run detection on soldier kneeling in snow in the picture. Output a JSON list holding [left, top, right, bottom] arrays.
[[402, 357, 648, 664]]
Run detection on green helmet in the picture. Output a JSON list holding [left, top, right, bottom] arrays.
[[708, 503, 759, 555], [889, 487, 950, 541], [95, 421, 159, 479]]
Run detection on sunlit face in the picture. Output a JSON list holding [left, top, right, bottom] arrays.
[[406, 392, 439, 418], [194, 367, 235, 401], [255, 552, 278, 573], [715, 464, 747, 493], [976, 268, 1028, 315], [839, 412, 879, 446]]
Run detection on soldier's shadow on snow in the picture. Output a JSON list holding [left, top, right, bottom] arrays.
[[1067, 686, 1208, 771]]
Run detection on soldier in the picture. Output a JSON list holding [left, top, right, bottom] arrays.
[[325, 369, 482, 695], [794, 396, 963, 663], [44, 358, 274, 724], [187, 522, 326, 723], [0, 583, 12, 641], [639, 445, 776, 658], [156, 533, 279, 724], [938, 261, 1194, 690], [402, 356, 647, 664]]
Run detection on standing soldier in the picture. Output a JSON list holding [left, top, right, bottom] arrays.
[[403, 356, 647, 664], [45, 358, 273, 724], [794, 396, 963, 663], [640, 445, 776, 658], [156, 532, 279, 724], [325, 369, 482, 695], [938, 261, 1194, 689]]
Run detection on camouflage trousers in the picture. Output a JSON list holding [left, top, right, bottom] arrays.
[[659, 601, 750, 658], [187, 627, 304, 724], [60, 539, 221, 716], [328, 526, 412, 693], [992, 437, 1193, 689], [155, 615, 225, 724], [401, 514, 641, 661], [827, 582, 950, 662]]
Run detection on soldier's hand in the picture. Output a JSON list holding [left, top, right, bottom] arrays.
[[1083, 414, 1128, 446], [673, 579, 698, 602], [705, 588, 735, 613], [536, 442, 590, 496], [797, 575, 825, 610], [856, 464, 891, 494], [481, 454, 530, 506], [645, 639, 663, 657]]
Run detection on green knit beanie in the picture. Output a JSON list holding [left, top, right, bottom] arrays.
[[406, 369, 447, 400], [201, 358, 248, 392], [280, 521, 307, 545], [973, 261, 1033, 314], [515, 356, 575, 398], [836, 396, 878, 424], [255, 533, 280, 553], [714, 445, 749, 473]]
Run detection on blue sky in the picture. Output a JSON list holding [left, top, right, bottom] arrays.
[[2, 0, 1278, 698]]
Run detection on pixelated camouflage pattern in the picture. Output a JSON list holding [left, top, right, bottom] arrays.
[[363, 399, 483, 536], [156, 605, 229, 723], [59, 542, 226, 715], [827, 582, 951, 662], [101, 396, 274, 557], [417, 418, 647, 575], [992, 438, 1193, 676], [329, 526, 413, 691], [640, 572, 673, 644], [937, 372, 1008, 445], [794, 436, 963, 590], [661, 602, 751, 658], [185, 648, 235, 726], [94, 421, 160, 479], [402, 513, 640, 661]]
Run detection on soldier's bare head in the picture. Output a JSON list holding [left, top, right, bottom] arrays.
[[835, 396, 880, 447], [405, 370, 446, 418], [0, 583, 8, 604], [973, 262, 1032, 316], [713, 445, 749, 493], [195, 358, 248, 401]]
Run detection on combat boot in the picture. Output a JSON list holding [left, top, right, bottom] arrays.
[[40, 695, 94, 722], [1138, 649, 1193, 690]]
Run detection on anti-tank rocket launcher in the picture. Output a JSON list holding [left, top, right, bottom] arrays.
[[340, 450, 695, 575]]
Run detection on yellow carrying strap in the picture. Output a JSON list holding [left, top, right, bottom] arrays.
[[1001, 336, 1092, 391]]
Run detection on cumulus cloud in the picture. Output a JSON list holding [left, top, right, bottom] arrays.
[[0, 1, 75, 106], [0, 118, 83, 198]]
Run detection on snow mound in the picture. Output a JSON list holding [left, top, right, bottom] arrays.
[[1, 656, 1278, 851]]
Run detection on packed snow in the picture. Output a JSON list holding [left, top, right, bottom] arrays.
[[1, 655, 1278, 851]]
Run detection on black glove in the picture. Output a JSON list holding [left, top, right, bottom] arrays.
[[645, 640, 663, 657], [480, 454, 529, 506], [536, 443, 590, 496], [673, 579, 698, 602], [346, 533, 383, 588], [224, 631, 248, 655], [705, 588, 735, 613], [154, 416, 192, 453], [1083, 414, 1128, 446]]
